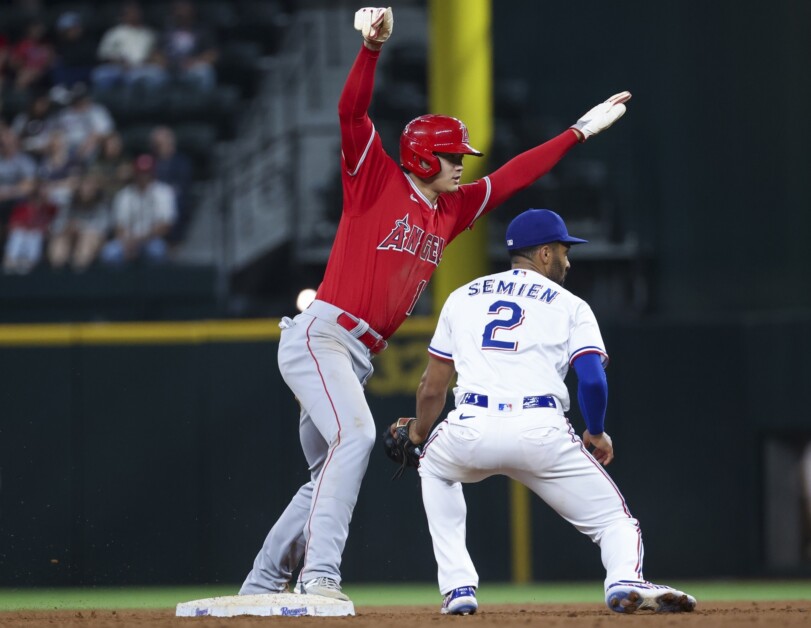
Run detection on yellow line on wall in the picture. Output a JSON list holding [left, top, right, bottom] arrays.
[[0, 319, 283, 346], [0, 316, 439, 346]]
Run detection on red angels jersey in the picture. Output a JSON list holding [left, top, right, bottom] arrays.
[[316, 45, 578, 340], [316, 127, 492, 339]]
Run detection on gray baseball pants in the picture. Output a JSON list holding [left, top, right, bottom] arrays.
[[240, 300, 376, 594]]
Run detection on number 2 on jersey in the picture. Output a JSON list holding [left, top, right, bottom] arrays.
[[481, 300, 525, 351]]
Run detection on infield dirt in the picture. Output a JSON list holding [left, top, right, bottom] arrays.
[[2, 601, 810, 628]]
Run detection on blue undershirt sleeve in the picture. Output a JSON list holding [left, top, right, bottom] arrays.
[[572, 353, 608, 435]]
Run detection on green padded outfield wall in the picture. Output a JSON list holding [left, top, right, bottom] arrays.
[[2, 316, 810, 586], [0, 321, 505, 586]]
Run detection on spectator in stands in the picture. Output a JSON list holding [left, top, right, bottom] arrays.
[[92, 1, 167, 92], [9, 19, 54, 91], [2, 179, 57, 274], [0, 127, 37, 238], [88, 131, 133, 202], [101, 153, 176, 265], [51, 11, 97, 88], [149, 125, 191, 243], [55, 82, 115, 163], [48, 170, 110, 272], [156, 0, 218, 91], [10, 86, 57, 159], [37, 130, 80, 215]]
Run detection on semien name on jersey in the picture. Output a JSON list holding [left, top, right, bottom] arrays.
[[467, 278, 559, 303]]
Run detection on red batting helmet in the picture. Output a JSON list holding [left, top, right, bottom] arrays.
[[399, 114, 483, 178]]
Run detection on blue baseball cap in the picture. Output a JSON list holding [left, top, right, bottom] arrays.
[[505, 209, 588, 250]]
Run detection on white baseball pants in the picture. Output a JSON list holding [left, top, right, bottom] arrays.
[[418, 404, 644, 594]]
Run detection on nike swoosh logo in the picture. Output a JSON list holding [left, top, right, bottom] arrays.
[[459, 414, 475, 420], [410, 194, 420, 203]]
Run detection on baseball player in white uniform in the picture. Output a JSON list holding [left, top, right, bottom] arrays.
[[393, 209, 697, 615]]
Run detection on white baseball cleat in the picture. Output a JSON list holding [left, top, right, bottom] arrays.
[[440, 586, 478, 615], [301, 577, 351, 602], [605, 580, 696, 613]]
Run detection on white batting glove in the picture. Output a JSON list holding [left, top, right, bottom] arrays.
[[354, 7, 394, 45], [570, 91, 632, 141]]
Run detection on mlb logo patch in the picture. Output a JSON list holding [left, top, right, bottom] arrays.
[[498, 403, 513, 412]]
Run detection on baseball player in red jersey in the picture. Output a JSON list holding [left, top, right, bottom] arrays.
[[239, 7, 631, 601]]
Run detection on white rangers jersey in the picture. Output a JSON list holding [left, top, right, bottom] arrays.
[[427, 268, 608, 412]]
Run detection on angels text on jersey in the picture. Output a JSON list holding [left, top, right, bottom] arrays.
[[377, 213, 446, 266]]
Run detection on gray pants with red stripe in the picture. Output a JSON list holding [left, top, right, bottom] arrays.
[[240, 301, 375, 594]]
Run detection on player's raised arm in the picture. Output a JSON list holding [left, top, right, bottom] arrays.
[[338, 7, 394, 172], [484, 92, 632, 209]]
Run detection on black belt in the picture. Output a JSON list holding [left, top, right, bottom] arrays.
[[460, 393, 556, 410]]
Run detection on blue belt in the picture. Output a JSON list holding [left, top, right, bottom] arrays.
[[459, 393, 556, 410]]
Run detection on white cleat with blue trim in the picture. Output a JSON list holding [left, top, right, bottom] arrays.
[[606, 580, 696, 613], [440, 586, 478, 615]]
